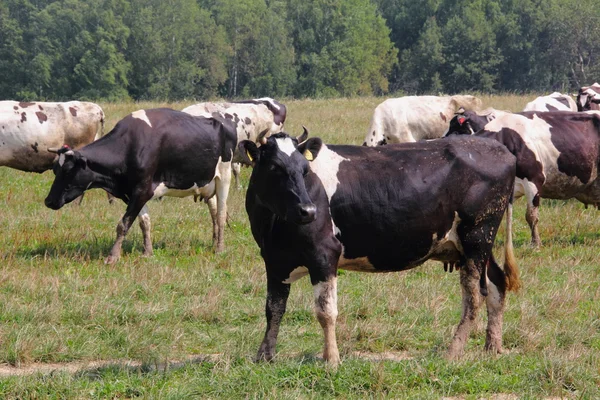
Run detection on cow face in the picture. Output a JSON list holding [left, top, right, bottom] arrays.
[[577, 89, 600, 111], [444, 113, 474, 137], [240, 133, 322, 224], [45, 148, 91, 209]]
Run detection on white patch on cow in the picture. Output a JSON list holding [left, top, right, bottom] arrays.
[[307, 144, 349, 202], [254, 97, 280, 111], [313, 279, 337, 316], [151, 156, 227, 201], [282, 266, 309, 284], [131, 110, 152, 128], [58, 153, 66, 166], [486, 276, 502, 312], [276, 137, 295, 156], [428, 211, 464, 261]]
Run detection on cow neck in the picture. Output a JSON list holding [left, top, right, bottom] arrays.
[[79, 138, 127, 192]]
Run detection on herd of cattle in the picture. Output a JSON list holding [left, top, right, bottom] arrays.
[[2, 85, 599, 366]]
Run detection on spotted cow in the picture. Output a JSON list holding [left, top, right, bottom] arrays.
[[44, 108, 237, 263], [445, 109, 600, 246], [577, 83, 600, 111], [363, 95, 482, 146], [183, 98, 287, 188], [523, 92, 577, 112], [241, 132, 520, 366], [0, 101, 104, 173]]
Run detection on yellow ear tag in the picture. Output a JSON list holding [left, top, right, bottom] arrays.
[[303, 149, 313, 161], [246, 150, 253, 162]]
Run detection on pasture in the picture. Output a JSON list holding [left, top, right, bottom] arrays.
[[0, 95, 599, 398]]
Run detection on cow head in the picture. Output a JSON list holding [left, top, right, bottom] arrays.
[[239, 132, 322, 224], [577, 88, 600, 111], [44, 146, 91, 209], [444, 108, 494, 137]]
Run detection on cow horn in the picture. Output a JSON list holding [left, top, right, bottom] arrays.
[[297, 126, 309, 144], [455, 107, 466, 115], [47, 147, 60, 153]]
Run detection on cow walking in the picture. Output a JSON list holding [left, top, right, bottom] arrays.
[[363, 95, 482, 146], [445, 109, 600, 246], [183, 98, 287, 188], [0, 101, 104, 173], [45, 108, 237, 263], [241, 133, 520, 366]]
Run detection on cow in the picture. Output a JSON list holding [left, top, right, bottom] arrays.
[[182, 98, 287, 188], [445, 109, 600, 246], [577, 83, 600, 111], [0, 101, 104, 173], [362, 95, 482, 146], [44, 108, 237, 264], [240, 132, 520, 366], [523, 92, 577, 112]]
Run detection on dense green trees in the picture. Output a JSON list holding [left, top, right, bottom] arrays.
[[0, 0, 598, 100]]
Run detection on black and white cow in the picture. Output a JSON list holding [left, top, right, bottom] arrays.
[[44, 108, 237, 263], [445, 109, 600, 246], [240, 133, 520, 366], [577, 83, 600, 111], [182, 98, 287, 188], [523, 92, 578, 112]]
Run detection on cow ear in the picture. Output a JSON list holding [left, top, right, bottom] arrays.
[[238, 140, 260, 166], [297, 137, 323, 162]]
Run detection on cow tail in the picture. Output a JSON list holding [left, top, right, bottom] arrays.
[[503, 199, 522, 292]]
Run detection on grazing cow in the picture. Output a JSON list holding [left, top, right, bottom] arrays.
[[523, 92, 577, 112], [182, 98, 287, 187], [363, 95, 482, 146], [44, 108, 237, 264], [577, 83, 600, 111], [240, 133, 520, 366], [0, 101, 104, 173], [445, 109, 600, 246]]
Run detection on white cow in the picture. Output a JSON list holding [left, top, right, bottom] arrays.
[[0, 101, 104, 173], [363, 95, 482, 146], [183, 98, 286, 187], [523, 92, 577, 112]]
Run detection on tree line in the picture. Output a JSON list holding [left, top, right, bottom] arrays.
[[0, 0, 598, 101]]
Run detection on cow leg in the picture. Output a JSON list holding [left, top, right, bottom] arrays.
[[213, 160, 232, 253], [232, 162, 242, 189], [523, 182, 541, 247], [206, 196, 218, 245], [257, 278, 291, 362], [448, 258, 483, 359], [105, 195, 150, 265], [313, 276, 340, 367], [484, 275, 506, 354], [137, 205, 152, 257]]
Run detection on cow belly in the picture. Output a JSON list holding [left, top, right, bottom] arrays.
[[151, 179, 216, 200]]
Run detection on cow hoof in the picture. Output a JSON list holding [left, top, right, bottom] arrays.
[[142, 250, 153, 257], [255, 351, 274, 363], [104, 255, 119, 265]]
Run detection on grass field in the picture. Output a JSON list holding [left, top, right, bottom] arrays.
[[0, 95, 599, 398]]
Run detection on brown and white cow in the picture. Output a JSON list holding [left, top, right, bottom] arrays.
[[577, 83, 600, 111], [363, 95, 482, 146], [182, 98, 286, 188], [0, 101, 104, 173], [445, 110, 600, 246], [523, 92, 578, 112]]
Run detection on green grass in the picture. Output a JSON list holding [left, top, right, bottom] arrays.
[[0, 95, 598, 398]]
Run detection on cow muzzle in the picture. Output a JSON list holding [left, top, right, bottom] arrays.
[[295, 203, 317, 224], [44, 196, 63, 210]]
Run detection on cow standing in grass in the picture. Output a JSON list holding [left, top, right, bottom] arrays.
[[44, 108, 237, 263], [445, 109, 600, 246], [183, 98, 287, 188], [363, 95, 482, 146], [0, 101, 104, 173], [241, 133, 520, 366]]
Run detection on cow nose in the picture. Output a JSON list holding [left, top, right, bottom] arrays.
[[44, 197, 59, 210], [298, 203, 317, 223]]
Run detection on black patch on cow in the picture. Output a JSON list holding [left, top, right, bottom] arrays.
[[372, 131, 376, 136], [555, 97, 570, 108], [38, 105, 44, 110], [533, 193, 540, 207], [20, 112, 27, 123], [19, 102, 35, 108], [244, 117, 251, 125], [224, 113, 234, 120], [546, 104, 558, 111], [36, 112, 48, 123], [440, 112, 447, 122], [31, 142, 39, 153], [13, 106, 18, 110], [69, 107, 78, 117]]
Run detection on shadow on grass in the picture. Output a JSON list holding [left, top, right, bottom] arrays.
[[13, 237, 213, 261]]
